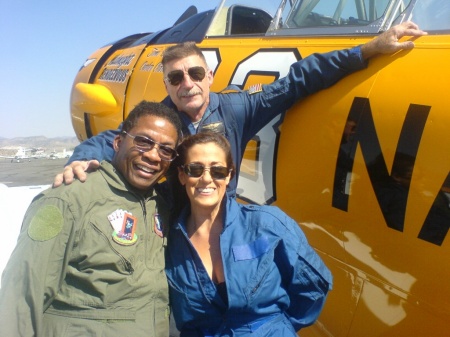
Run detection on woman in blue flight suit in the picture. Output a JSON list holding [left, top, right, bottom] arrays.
[[165, 132, 332, 336]]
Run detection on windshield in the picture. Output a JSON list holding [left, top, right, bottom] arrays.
[[205, 0, 450, 37], [409, 0, 450, 30], [283, 0, 395, 28], [272, 0, 450, 33]]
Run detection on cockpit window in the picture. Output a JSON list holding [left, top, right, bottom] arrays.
[[273, 0, 450, 33], [284, 0, 393, 28], [205, 0, 450, 37], [408, 0, 450, 31], [206, 0, 278, 36], [279, 0, 412, 30]]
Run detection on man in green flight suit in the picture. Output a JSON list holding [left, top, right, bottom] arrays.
[[0, 101, 182, 337]]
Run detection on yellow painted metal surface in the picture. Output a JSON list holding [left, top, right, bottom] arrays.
[[276, 35, 450, 336]]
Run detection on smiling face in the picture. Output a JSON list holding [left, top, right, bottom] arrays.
[[163, 54, 213, 122], [112, 115, 178, 193], [178, 142, 231, 213]]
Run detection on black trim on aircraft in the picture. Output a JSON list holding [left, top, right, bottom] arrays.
[[333, 97, 448, 246]]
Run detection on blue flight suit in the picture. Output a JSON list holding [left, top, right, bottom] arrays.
[[165, 196, 332, 336], [68, 47, 367, 196]]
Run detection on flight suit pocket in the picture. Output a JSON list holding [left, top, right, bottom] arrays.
[[232, 236, 279, 302], [167, 278, 195, 325], [87, 222, 135, 275], [43, 311, 136, 337]]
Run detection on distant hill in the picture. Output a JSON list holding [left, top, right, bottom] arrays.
[[0, 136, 80, 156]]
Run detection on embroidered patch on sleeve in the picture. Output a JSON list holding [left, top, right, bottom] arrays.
[[28, 205, 64, 241], [248, 83, 263, 95]]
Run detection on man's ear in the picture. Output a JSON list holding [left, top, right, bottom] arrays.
[[113, 134, 122, 153], [207, 69, 214, 87]]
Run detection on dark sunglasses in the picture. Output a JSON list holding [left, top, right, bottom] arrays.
[[122, 131, 178, 161], [165, 66, 206, 86], [181, 163, 231, 180]]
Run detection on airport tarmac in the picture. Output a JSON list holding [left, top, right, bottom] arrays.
[[0, 158, 67, 187]]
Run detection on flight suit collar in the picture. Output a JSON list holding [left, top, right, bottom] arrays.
[[99, 161, 155, 199], [162, 93, 220, 133]]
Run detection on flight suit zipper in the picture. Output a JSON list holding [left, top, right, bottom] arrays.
[[91, 223, 134, 274]]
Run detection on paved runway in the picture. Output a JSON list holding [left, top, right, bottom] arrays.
[[0, 158, 67, 187]]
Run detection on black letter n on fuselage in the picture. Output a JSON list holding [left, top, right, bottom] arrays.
[[332, 97, 430, 233]]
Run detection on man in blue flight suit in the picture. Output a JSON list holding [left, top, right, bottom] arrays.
[[54, 21, 426, 196]]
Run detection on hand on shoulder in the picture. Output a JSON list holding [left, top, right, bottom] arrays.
[[52, 160, 100, 188]]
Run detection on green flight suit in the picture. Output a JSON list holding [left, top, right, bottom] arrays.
[[0, 161, 170, 337]]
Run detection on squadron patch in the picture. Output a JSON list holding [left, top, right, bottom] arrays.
[[28, 205, 64, 241], [248, 83, 263, 95], [154, 213, 164, 238], [109, 210, 138, 245], [108, 209, 126, 232]]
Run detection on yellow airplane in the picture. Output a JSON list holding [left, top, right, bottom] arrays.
[[70, 0, 450, 335]]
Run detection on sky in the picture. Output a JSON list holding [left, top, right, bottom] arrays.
[[0, 0, 214, 139]]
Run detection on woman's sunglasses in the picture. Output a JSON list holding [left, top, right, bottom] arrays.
[[165, 66, 206, 86], [181, 163, 231, 180]]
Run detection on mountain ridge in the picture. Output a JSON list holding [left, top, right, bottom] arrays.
[[0, 136, 80, 156]]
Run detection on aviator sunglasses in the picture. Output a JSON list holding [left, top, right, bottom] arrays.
[[122, 131, 178, 161], [181, 163, 231, 180], [165, 66, 206, 86]]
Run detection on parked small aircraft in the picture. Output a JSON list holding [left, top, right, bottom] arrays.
[[0, 147, 32, 163], [49, 149, 73, 160], [69, 0, 449, 335], [0, 147, 48, 162], [30, 148, 47, 159]]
